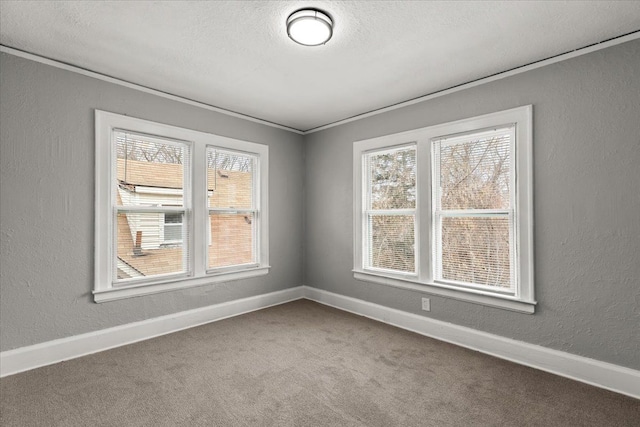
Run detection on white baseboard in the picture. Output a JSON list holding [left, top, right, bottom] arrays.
[[3, 285, 638, 400], [303, 286, 640, 400], [0, 286, 304, 378]]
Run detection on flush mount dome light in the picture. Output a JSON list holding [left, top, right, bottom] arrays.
[[286, 8, 333, 46]]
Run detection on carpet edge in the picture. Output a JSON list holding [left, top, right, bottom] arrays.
[[0, 286, 305, 378], [302, 286, 640, 400]]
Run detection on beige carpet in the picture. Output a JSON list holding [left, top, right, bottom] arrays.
[[1, 299, 638, 426]]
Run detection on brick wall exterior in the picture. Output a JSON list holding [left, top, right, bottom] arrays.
[[116, 160, 255, 280]]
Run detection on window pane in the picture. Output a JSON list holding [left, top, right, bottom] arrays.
[[207, 149, 254, 209], [164, 213, 182, 242], [209, 212, 255, 269], [368, 146, 416, 210], [438, 129, 511, 210], [115, 212, 187, 281], [115, 131, 186, 207], [367, 215, 415, 273], [439, 216, 512, 290]]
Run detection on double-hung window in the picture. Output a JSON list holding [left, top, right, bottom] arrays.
[[354, 106, 534, 313], [363, 145, 417, 275], [95, 111, 269, 302], [206, 147, 259, 271]]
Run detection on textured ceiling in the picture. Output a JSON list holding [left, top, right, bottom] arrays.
[[1, 1, 639, 132]]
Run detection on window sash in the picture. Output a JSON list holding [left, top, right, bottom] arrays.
[[362, 144, 417, 275], [431, 123, 517, 294], [206, 145, 260, 272], [207, 209, 260, 272], [111, 128, 192, 287], [206, 147, 257, 211], [363, 211, 417, 275], [433, 210, 516, 294]]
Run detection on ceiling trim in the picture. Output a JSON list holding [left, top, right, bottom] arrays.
[[0, 45, 305, 135], [304, 30, 640, 134], [2, 29, 639, 135]]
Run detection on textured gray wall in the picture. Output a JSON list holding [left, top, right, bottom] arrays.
[[304, 40, 640, 370], [2, 40, 639, 370], [0, 53, 305, 351]]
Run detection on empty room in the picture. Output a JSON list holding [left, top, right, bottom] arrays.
[[1, 1, 639, 425]]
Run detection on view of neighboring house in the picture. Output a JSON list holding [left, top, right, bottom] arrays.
[[115, 154, 254, 281]]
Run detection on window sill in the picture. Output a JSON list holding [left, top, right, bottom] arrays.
[[353, 270, 536, 314], [94, 266, 270, 303]]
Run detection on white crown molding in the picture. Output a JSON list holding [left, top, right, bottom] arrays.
[[303, 31, 640, 134], [3, 31, 639, 135], [2, 285, 638, 400], [303, 286, 640, 400], [0, 45, 305, 135]]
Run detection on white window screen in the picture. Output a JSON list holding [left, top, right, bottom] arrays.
[[207, 147, 258, 270], [433, 126, 516, 292], [114, 131, 191, 284], [364, 145, 416, 274]]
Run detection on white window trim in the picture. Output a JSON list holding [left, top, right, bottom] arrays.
[[95, 110, 269, 303], [353, 106, 535, 314], [363, 143, 418, 276], [205, 146, 261, 273]]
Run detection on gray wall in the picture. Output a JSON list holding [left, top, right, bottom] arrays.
[[0, 52, 305, 351], [2, 40, 639, 370], [304, 40, 640, 370]]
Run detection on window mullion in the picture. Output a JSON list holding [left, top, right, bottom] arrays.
[[361, 154, 370, 271], [192, 141, 206, 277], [416, 138, 430, 283]]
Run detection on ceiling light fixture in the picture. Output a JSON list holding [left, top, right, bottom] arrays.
[[286, 8, 333, 46]]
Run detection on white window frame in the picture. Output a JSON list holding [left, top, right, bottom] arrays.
[[353, 106, 535, 313], [206, 146, 261, 273], [95, 110, 269, 302], [363, 144, 418, 276]]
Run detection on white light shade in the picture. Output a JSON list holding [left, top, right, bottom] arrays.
[[286, 9, 333, 46]]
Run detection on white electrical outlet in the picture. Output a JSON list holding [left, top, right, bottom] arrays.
[[421, 297, 431, 311]]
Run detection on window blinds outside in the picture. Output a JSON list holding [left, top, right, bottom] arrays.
[[113, 131, 192, 285], [163, 213, 183, 242], [433, 126, 516, 293], [364, 145, 417, 274], [206, 147, 258, 270]]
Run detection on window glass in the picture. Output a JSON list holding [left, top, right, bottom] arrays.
[[367, 214, 415, 272], [438, 216, 512, 289], [164, 213, 183, 242], [208, 212, 255, 268], [115, 132, 185, 207], [207, 149, 254, 210], [437, 130, 511, 210], [207, 147, 258, 270], [368, 148, 416, 210], [364, 146, 416, 274]]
